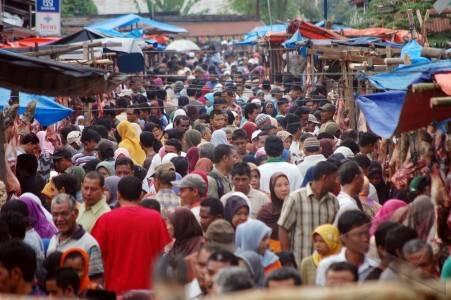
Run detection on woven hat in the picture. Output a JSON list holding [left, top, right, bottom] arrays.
[[303, 137, 320, 150], [205, 219, 235, 252], [255, 114, 270, 127]]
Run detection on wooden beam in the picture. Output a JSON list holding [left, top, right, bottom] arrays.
[[431, 97, 451, 108], [412, 83, 440, 93]]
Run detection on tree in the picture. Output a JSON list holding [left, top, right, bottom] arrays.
[[230, 0, 299, 23], [152, 0, 201, 15], [61, 0, 97, 17]]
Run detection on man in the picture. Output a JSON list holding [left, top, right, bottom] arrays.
[[194, 244, 220, 295], [243, 102, 259, 125], [276, 98, 289, 118], [255, 114, 271, 129], [258, 136, 302, 193], [77, 171, 111, 232], [403, 239, 438, 278], [231, 129, 249, 159], [140, 131, 157, 163], [48, 193, 104, 279], [72, 129, 100, 167], [152, 163, 180, 219], [207, 144, 237, 199], [265, 267, 302, 290], [91, 176, 170, 294], [316, 210, 377, 285], [53, 268, 80, 298], [319, 103, 337, 132], [334, 161, 365, 224], [222, 162, 269, 218], [359, 132, 381, 160], [0, 240, 36, 295], [174, 115, 190, 133], [210, 110, 227, 131], [205, 219, 235, 252], [278, 161, 339, 267], [165, 139, 182, 155], [52, 148, 83, 175], [115, 157, 134, 178], [285, 113, 303, 164], [297, 137, 326, 182], [305, 114, 321, 135], [204, 249, 238, 295], [126, 105, 142, 135], [194, 124, 212, 143], [325, 262, 358, 286], [173, 174, 207, 221], [16, 133, 40, 157], [199, 198, 224, 232]]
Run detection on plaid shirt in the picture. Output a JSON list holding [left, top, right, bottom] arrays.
[[155, 188, 180, 219], [278, 184, 339, 267]]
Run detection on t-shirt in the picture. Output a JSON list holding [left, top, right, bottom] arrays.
[[91, 206, 170, 295], [259, 161, 302, 193]]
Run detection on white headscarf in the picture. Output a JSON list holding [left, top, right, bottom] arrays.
[[211, 129, 229, 146]]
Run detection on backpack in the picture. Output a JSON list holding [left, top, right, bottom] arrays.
[[208, 171, 225, 198]]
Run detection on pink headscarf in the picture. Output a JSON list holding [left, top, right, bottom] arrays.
[[114, 147, 131, 160], [370, 199, 407, 235]]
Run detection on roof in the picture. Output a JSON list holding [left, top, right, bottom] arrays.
[[176, 20, 264, 37]]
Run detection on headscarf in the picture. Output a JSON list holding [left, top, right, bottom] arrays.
[[184, 130, 202, 149], [194, 158, 213, 173], [257, 173, 287, 240], [60, 248, 93, 292], [162, 153, 178, 164], [224, 194, 250, 225], [319, 138, 335, 158], [20, 192, 53, 224], [205, 93, 215, 107], [235, 250, 265, 287], [116, 120, 146, 166], [276, 131, 291, 143], [186, 147, 200, 173], [242, 122, 257, 141], [311, 224, 341, 267], [104, 176, 120, 205], [19, 194, 57, 238], [36, 130, 55, 155], [114, 147, 131, 160], [168, 208, 204, 257], [96, 161, 115, 176], [370, 199, 407, 235], [235, 219, 279, 267], [211, 129, 229, 146], [406, 195, 435, 241]]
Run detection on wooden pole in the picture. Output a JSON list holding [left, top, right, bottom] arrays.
[[342, 58, 356, 130], [0, 114, 7, 185], [430, 97, 451, 108], [411, 83, 439, 93]]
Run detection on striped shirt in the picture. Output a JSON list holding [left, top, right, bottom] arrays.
[[278, 183, 339, 267]]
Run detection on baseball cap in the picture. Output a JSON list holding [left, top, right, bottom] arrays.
[[308, 114, 320, 124], [205, 219, 235, 252], [153, 162, 176, 179], [320, 122, 340, 137], [67, 131, 81, 146], [51, 148, 72, 160], [319, 103, 336, 112], [172, 174, 207, 195], [251, 129, 262, 141]]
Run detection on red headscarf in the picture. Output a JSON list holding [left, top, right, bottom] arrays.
[[186, 147, 200, 173], [242, 122, 257, 141]]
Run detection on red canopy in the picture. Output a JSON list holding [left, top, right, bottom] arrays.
[[341, 28, 413, 43], [288, 19, 345, 40], [0, 37, 58, 48]]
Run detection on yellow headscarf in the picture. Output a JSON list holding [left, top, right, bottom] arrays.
[[311, 224, 341, 266], [117, 120, 146, 166]]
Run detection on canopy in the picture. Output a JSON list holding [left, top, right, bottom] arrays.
[[282, 31, 303, 49], [234, 23, 287, 46], [165, 39, 200, 52], [0, 49, 126, 96], [342, 28, 411, 44], [332, 37, 402, 48], [0, 89, 72, 126]]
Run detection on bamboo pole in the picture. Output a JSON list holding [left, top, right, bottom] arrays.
[[430, 97, 451, 108], [23, 41, 122, 57], [342, 58, 356, 130], [411, 83, 439, 93]]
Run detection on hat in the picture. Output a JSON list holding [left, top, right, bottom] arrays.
[[319, 103, 336, 112], [255, 114, 270, 127], [270, 87, 282, 94], [251, 129, 262, 141], [320, 122, 340, 136], [308, 114, 320, 124], [334, 146, 355, 158], [51, 148, 72, 160], [251, 98, 262, 106], [205, 219, 235, 252], [172, 174, 207, 195], [303, 137, 320, 150], [153, 162, 176, 178], [97, 140, 114, 153], [67, 131, 81, 146]]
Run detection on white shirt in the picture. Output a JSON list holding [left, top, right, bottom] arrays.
[[315, 247, 378, 286], [297, 154, 326, 183], [289, 140, 303, 164], [259, 161, 302, 193], [334, 191, 361, 225]]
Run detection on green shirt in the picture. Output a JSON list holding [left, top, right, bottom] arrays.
[[77, 197, 111, 232]]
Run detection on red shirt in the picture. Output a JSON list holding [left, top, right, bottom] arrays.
[[91, 206, 170, 294]]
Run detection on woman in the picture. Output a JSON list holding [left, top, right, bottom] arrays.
[[359, 176, 381, 218], [19, 194, 57, 239], [60, 248, 98, 294], [183, 129, 202, 152], [235, 219, 281, 274], [370, 199, 407, 235], [242, 122, 257, 142], [235, 250, 265, 287], [20, 192, 53, 224], [257, 173, 289, 252], [116, 120, 146, 166], [248, 163, 261, 190], [276, 131, 292, 150], [168, 208, 204, 257], [96, 161, 115, 178], [211, 130, 229, 146], [51, 173, 79, 198], [104, 176, 121, 206], [186, 147, 200, 173], [224, 195, 250, 228], [300, 224, 341, 285], [263, 102, 276, 118]]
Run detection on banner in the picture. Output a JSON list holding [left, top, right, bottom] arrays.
[[35, 0, 61, 36]]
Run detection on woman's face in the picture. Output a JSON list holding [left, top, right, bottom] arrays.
[[250, 170, 260, 190], [266, 104, 274, 115], [167, 220, 174, 239], [274, 176, 290, 200], [232, 206, 249, 228], [258, 234, 270, 255], [283, 136, 292, 150], [313, 233, 330, 256], [226, 132, 232, 144]]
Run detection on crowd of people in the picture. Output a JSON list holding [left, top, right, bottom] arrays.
[[0, 46, 450, 299]]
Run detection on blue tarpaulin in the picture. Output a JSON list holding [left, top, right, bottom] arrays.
[[367, 60, 451, 91], [282, 31, 303, 49], [0, 89, 72, 126], [400, 40, 430, 65], [332, 37, 402, 48], [235, 23, 287, 46]]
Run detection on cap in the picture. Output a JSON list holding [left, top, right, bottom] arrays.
[[172, 174, 207, 195], [320, 121, 340, 136], [251, 129, 262, 141], [307, 114, 320, 124], [303, 137, 320, 150], [270, 87, 282, 94], [250, 98, 262, 106], [409, 176, 426, 193], [255, 114, 270, 127], [319, 103, 336, 112], [205, 219, 235, 252], [153, 162, 176, 178], [334, 146, 355, 159], [51, 148, 72, 160], [67, 131, 81, 146]]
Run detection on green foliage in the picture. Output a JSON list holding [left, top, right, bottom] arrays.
[[61, 0, 97, 16], [152, 0, 201, 14]]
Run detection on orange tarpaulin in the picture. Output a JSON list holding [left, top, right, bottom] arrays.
[[288, 19, 345, 40], [0, 37, 59, 48], [435, 73, 451, 96], [341, 28, 415, 44], [143, 34, 169, 45]]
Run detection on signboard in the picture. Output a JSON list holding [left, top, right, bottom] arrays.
[[35, 0, 61, 36]]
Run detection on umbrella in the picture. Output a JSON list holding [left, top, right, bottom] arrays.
[[166, 39, 200, 52]]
